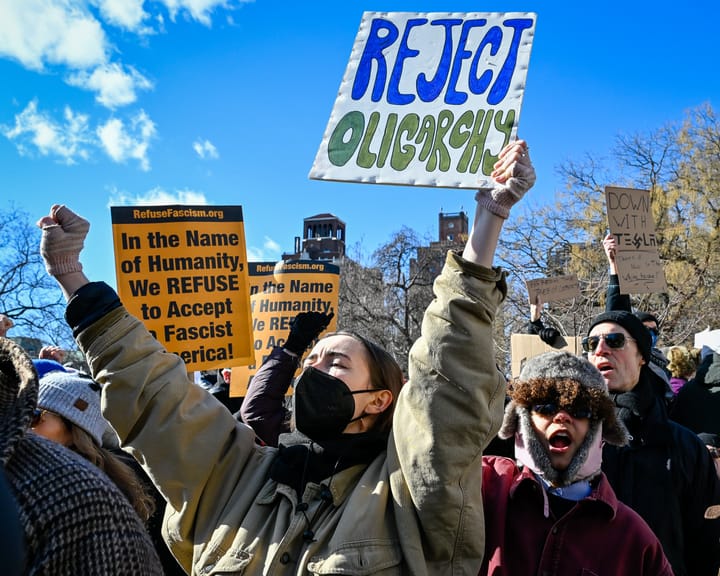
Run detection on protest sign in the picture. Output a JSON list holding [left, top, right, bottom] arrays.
[[695, 328, 720, 354], [510, 334, 582, 378], [526, 274, 580, 304], [111, 205, 254, 372], [229, 260, 340, 397], [310, 11, 536, 189], [605, 186, 667, 294]]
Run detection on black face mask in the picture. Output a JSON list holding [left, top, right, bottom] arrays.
[[294, 366, 376, 441]]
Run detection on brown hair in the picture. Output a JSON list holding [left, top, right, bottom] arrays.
[[69, 425, 155, 521], [326, 331, 405, 434]]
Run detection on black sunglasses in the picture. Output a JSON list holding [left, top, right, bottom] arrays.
[[581, 332, 633, 353], [531, 402, 593, 420]]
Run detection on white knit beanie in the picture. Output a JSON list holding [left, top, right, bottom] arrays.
[[37, 371, 105, 446]]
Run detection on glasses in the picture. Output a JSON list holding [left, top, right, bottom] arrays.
[[582, 332, 634, 354], [531, 402, 593, 420]]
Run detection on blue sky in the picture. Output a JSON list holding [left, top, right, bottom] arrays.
[[1, 0, 717, 287]]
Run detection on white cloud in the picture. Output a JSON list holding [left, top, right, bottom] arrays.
[[1, 100, 93, 164], [67, 63, 153, 108], [94, 0, 149, 32], [159, 0, 242, 27], [108, 185, 208, 206], [246, 236, 282, 262], [97, 110, 156, 170], [193, 138, 219, 159], [0, 0, 108, 70]]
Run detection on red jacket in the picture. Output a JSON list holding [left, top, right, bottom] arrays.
[[480, 456, 672, 575]]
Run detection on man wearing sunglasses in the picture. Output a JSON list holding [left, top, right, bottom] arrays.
[[602, 233, 672, 401], [480, 350, 671, 575], [586, 310, 720, 576]]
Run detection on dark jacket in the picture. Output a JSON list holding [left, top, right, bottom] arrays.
[[671, 350, 720, 435], [602, 369, 720, 576], [239, 346, 298, 446], [480, 456, 672, 575], [0, 338, 163, 576]]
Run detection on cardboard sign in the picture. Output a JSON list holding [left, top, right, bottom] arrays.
[[526, 274, 580, 304], [229, 260, 340, 397], [605, 186, 667, 294], [310, 11, 537, 189], [111, 205, 255, 372], [510, 334, 583, 378]]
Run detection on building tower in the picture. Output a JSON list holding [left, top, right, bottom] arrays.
[[283, 213, 346, 263]]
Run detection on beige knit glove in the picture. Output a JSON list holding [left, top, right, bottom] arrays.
[[475, 144, 536, 218], [38, 205, 90, 276]]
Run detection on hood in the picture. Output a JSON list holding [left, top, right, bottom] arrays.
[[0, 337, 39, 463]]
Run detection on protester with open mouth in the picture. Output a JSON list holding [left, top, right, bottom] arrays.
[[480, 350, 671, 575], [586, 310, 720, 576]]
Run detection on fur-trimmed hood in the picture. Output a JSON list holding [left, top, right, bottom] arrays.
[[498, 351, 629, 486]]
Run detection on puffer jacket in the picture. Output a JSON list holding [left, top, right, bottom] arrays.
[[68, 251, 508, 576], [603, 369, 720, 576]]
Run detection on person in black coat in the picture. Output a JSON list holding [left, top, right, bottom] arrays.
[[585, 310, 720, 576], [670, 346, 720, 436]]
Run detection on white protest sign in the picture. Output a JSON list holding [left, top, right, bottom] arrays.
[[695, 328, 720, 354], [310, 12, 537, 189]]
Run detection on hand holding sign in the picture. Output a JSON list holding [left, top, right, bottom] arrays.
[[603, 233, 619, 274], [475, 140, 535, 219]]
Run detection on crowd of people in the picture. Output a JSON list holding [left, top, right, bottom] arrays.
[[0, 139, 718, 575]]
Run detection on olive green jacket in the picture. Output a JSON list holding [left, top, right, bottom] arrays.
[[76, 251, 507, 575]]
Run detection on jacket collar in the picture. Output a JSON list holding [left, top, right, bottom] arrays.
[[509, 466, 617, 520]]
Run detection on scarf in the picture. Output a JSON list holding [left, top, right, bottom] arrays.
[[270, 429, 388, 497]]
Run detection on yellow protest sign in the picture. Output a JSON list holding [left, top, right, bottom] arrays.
[[111, 205, 254, 372], [229, 260, 339, 397]]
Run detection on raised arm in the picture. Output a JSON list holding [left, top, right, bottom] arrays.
[[603, 232, 632, 312], [390, 139, 536, 572], [240, 311, 333, 446]]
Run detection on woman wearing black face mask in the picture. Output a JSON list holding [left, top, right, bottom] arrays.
[[38, 139, 534, 576]]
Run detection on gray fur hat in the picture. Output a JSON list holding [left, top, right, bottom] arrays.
[[499, 351, 629, 485], [500, 351, 628, 445]]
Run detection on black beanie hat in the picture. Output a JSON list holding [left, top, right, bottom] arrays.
[[634, 311, 659, 327], [588, 311, 651, 362]]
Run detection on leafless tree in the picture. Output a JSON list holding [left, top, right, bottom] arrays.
[[0, 203, 74, 352]]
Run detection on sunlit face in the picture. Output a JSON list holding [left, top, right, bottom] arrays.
[[530, 408, 590, 471], [303, 334, 383, 432], [31, 409, 73, 446], [587, 322, 645, 393]]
